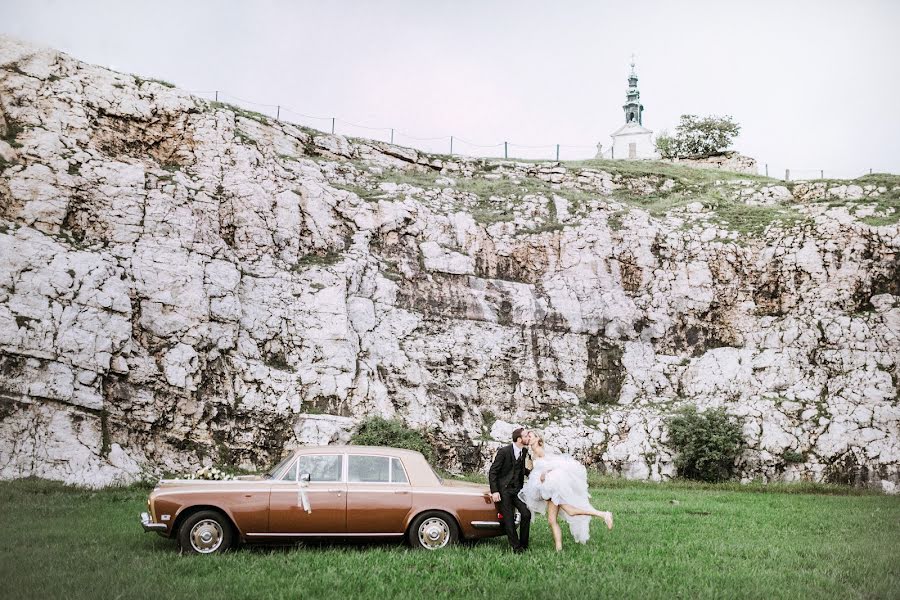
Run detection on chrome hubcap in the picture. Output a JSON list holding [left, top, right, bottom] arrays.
[[190, 519, 223, 553], [418, 517, 450, 550]]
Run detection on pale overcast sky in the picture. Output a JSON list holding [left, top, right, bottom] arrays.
[[2, 0, 898, 178]]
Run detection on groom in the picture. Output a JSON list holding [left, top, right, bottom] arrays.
[[489, 428, 532, 553]]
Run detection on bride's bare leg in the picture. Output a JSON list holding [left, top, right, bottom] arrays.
[[547, 501, 563, 551], [559, 503, 614, 530]]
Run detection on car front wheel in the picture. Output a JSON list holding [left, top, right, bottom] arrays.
[[178, 510, 234, 555], [407, 511, 459, 550]]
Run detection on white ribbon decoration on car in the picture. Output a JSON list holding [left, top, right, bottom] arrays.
[[297, 478, 311, 513]]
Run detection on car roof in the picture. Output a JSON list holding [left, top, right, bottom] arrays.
[[293, 446, 426, 460], [291, 446, 439, 486]]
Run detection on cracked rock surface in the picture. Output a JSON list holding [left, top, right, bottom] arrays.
[[0, 37, 898, 488]]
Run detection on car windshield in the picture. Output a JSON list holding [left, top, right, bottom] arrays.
[[265, 454, 294, 479]]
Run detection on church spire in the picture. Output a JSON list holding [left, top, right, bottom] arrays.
[[623, 54, 644, 125]]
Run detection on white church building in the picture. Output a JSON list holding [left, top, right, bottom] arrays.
[[598, 58, 657, 160]]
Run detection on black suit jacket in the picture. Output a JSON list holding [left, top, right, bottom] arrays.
[[489, 444, 531, 494]]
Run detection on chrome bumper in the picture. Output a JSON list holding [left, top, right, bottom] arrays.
[[472, 512, 521, 530], [140, 512, 168, 533]]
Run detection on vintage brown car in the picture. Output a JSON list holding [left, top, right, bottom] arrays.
[[140, 446, 512, 553]]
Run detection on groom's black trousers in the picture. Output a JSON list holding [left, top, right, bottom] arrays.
[[498, 490, 531, 550]]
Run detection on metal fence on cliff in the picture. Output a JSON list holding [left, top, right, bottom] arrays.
[[185, 89, 890, 182]]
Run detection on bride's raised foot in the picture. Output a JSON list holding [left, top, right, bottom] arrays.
[[602, 511, 614, 530]]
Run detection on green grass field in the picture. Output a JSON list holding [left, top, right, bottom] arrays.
[[2, 477, 898, 600]]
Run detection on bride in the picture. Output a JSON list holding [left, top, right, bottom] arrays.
[[519, 432, 614, 551]]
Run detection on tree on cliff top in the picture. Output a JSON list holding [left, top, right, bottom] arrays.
[[656, 114, 741, 159]]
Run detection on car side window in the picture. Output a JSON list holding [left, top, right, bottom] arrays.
[[280, 459, 299, 481], [283, 454, 342, 482], [391, 457, 408, 484], [348, 455, 391, 483]]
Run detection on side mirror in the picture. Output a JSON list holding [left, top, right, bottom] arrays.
[[299, 473, 311, 483]]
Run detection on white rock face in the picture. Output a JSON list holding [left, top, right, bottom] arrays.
[[0, 36, 898, 488]]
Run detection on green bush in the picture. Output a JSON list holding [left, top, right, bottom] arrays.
[[585, 388, 620, 405], [783, 450, 805, 464], [350, 416, 435, 463], [655, 132, 675, 160], [667, 405, 745, 482]]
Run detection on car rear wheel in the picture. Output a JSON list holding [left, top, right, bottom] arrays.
[[178, 510, 234, 555], [407, 511, 459, 550]]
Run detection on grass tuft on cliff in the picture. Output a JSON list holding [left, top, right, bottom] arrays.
[[563, 157, 777, 185], [846, 173, 899, 226], [355, 158, 817, 234]]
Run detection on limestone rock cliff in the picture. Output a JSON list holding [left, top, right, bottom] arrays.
[[1, 37, 898, 487]]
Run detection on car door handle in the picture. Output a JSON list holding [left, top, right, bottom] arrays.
[[327, 489, 343, 494], [394, 490, 410, 495]]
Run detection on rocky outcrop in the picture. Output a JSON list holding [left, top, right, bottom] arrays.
[[1, 37, 898, 488], [668, 152, 758, 175]]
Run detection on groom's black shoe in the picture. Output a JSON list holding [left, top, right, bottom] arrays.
[[513, 546, 526, 554]]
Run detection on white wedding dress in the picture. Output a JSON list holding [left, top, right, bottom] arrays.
[[518, 452, 593, 543]]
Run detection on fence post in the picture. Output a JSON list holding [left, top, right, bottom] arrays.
[[450, 136, 453, 156], [869, 168, 872, 175], [611, 146, 614, 159], [214, 91, 218, 102], [504, 141, 508, 159], [276, 105, 280, 121], [556, 144, 560, 162], [785, 169, 790, 181], [390, 128, 394, 144], [820, 169, 824, 179], [765, 163, 768, 177]]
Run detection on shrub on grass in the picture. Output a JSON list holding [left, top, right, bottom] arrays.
[[350, 416, 435, 462], [667, 405, 745, 482]]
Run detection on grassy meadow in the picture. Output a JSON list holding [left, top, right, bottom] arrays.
[[1, 477, 898, 600]]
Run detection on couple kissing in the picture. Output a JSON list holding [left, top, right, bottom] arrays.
[[488, 428, 614, 552]]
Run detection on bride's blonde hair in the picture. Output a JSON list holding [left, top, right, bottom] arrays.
[[530, 431, 546, 458]]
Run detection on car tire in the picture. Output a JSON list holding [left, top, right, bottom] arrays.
[[407, 511, 459, 550], [178, 510, 234, 555]]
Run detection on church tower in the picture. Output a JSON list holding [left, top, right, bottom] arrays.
[[600, 55, 657, 160], [623, 57, 644, 125]]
